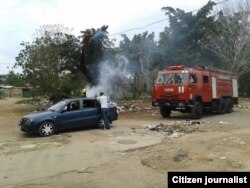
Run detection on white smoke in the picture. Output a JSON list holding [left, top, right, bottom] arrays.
[[86, 55, 129, 99]]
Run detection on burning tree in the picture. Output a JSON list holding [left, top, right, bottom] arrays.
[[79, 25, 112, 85], [15, 24, 113, 95]]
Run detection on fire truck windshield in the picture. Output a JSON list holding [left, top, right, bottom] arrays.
[[155, 73, 188, 84]]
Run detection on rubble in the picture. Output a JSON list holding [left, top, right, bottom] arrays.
[[32, 97, 50, 106], [120, 103, 142, 112], [168, 132, 182, 138], [144, 120, 209, 136], [116, 100, 158, 113], [76, 167, 94, 173], [20, 144, 37, 149], [22, 97, 52, 111], [237, 104, 249, 109], [117, 140, 137, 145], [0, 143, 6, 147], [116, 105, 154, 113], [219, 156, 227, 160], [219, 121, 230, 124], [173, 149, 189, 162]]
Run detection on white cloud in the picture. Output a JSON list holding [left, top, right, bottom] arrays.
[[0, 0, 211, 74]]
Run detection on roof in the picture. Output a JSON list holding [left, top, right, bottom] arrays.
[[0, 85, 13, 89]]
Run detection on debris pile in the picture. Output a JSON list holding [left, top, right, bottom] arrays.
[[30, 97, 51, 111], [237, 104, 249, 109], [173, 149, 189, 162], [144, 120, 209, 136], [219, 121, 230, 125], [117, 104, 141, 112], [116, 103, 157, 113]]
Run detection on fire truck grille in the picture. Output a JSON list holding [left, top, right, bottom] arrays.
[[160, 95, 180, 100]]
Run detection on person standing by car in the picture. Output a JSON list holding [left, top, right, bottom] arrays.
[[97, 92, 110, 130]]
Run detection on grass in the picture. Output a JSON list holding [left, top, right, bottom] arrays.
[[15, 98, 33, 104]]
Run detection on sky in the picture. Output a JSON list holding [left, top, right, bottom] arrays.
[[0, 0, 214, 74]]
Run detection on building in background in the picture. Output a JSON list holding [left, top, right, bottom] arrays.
[[0, 85, 32, 98], [0, 74, 7, 83]]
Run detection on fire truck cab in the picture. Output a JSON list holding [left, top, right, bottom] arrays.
[[152, 65, 238, 119]]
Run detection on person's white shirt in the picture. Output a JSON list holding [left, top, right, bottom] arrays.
[[97, 95, 108, 108]]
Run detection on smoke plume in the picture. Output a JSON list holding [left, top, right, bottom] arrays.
[[86, 55, 129, 99]]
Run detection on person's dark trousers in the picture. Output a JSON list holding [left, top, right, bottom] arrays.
[[101, 108, 110, 129]]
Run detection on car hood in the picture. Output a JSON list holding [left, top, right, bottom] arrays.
[[23, 110, 57, 120]]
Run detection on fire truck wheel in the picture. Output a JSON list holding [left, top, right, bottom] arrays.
[[225, 98, 233, 113], [191, 102, 203, 119], [160, 106, 171, 118], [218, 98, 226, 114]]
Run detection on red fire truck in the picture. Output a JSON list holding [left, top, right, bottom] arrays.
[[152, 65, 238, 119]]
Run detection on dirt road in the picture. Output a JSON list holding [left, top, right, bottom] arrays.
[[0, 98, 250, 188]]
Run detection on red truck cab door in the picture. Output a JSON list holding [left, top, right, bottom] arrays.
[[188, 73, 198, 100], [201, 73, 212, 102], [188, 72, 212, 102]]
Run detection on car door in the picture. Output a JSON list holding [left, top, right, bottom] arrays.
[[56, 100, 82, 130], [79, 99, 100, 128], [107, 105, 118, 121]]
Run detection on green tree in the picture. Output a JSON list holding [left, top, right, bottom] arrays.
[[159, 1, 219, 66], [15, 24, 81, 95], [200, 0, 250, 96], [202, 0, 250, 74], [239, 71, 250, 96], [60, 73, 86, 96], [4, 71, 25, 87], [119, 32, 160, 97], [79, 25, 113, 85], [15, 24, 115, 96]]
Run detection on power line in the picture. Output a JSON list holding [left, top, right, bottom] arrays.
[[109, 18, 169, 36], [109, 0, 228, 36]]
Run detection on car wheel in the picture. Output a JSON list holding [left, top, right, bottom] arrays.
[[39, 121, 55, 136]]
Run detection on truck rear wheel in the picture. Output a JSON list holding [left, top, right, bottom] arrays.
[[218, 98, 226, 114], [191, 102, 202, 119], [160, 106, 171, 118], [225, 98, 233, 113]]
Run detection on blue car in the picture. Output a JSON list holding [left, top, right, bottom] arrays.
[[19, 98, 118, 136]]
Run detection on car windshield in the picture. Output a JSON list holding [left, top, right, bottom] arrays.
[[155, 73, 188, 84], [48, 101, 66, 111]]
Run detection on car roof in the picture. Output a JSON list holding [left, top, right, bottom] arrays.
[[63, 97, 95, 103]]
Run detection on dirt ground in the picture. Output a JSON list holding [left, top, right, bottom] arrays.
[[0, 98, 250, 188]]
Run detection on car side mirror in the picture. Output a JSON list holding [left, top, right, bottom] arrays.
[[61, 109, 66, 114], [61, 106, 68, 113]]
